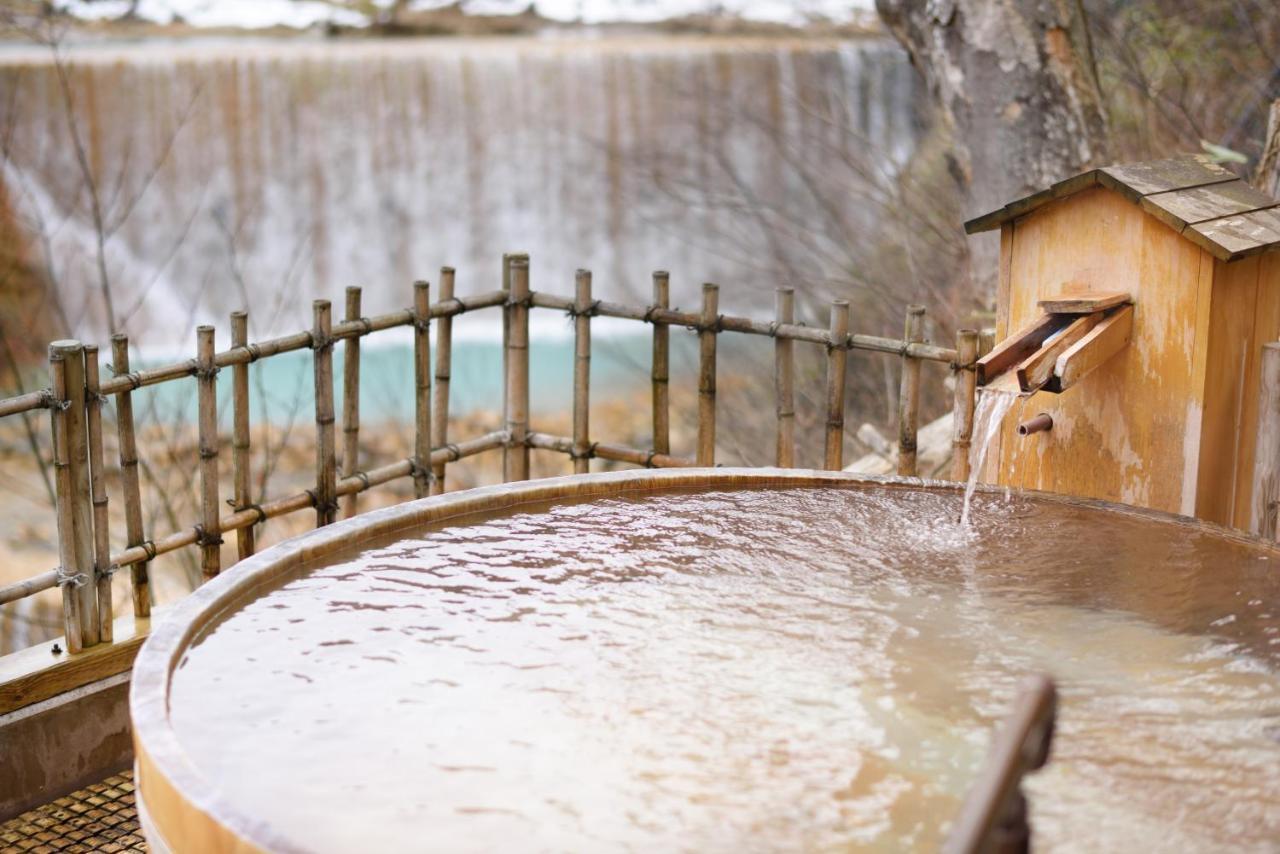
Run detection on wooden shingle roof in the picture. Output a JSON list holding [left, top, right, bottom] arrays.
[[964, 154, 1280, 262]]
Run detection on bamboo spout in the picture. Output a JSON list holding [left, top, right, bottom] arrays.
[[1017, 413, 1053, 436]]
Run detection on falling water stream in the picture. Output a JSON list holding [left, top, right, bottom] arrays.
[[960, 388, 1022, 526]]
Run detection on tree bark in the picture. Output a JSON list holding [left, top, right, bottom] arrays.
[[876, 0, 1110, 290]]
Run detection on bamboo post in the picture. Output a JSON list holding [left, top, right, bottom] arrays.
[[651, 271, 670, 456], [48, 346, 85, 653], [775, 288, 796, 468], [1251, 342, 1280, 538], [110, 334, 149, 618], [951, 329, 980, 483], [50, 340, 98, 647], [341, 287, 363, 515], [897, 305, 926, 477], [430, 270, 454, 496], [313, 300, 337, 526], [573, 269, 592, 475], [413, 280, 433, 498], [504, 256, 530, 481], [230, 311, 255, 557], [501, 253, 512, 433], [83, 345, 113, 643], [824, 300, 850, 471], [696, 283, 719, 466], [196, 326, 222, 582]]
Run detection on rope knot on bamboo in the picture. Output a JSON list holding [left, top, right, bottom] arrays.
[[54, 566, 87, 589], [111, 369, 143, 390], [696, 315, 725, 334], [194, 363, 219, 380], [406, 460, 437, 484], [245, 343, 263, 363], [567, 300, 601, 319], [140, 540, 158, 561], [194, 524, 224, 548], [226, 498, 268, 524], [311, 331, 333, 351]]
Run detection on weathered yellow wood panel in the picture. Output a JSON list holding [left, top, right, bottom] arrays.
[[1229, 252, 1280, 528], [1195, 255, 1260, 527], [990, 186, 1207, 515]]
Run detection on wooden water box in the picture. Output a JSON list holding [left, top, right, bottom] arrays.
[[966, 154, 1280, 529]]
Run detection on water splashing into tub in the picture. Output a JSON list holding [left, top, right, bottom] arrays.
[[960, 387, 1020, 525]]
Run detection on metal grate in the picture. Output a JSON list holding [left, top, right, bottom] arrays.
[[0, 770, 145, 853]]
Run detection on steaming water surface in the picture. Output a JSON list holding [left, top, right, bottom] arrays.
[[168, 486, 1280, 852]]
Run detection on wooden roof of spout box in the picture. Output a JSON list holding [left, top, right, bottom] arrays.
[[965, 154, 1280, 262]]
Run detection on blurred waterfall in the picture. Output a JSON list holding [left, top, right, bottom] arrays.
[[0, 35, 919, 345]]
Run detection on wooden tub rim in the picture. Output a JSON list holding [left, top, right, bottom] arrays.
[[128, 466, 1280, 852]]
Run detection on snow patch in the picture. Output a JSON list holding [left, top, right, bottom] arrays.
[[55, 0, 872, 30]]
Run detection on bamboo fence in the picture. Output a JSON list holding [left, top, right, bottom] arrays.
[[0, 254, 980, 661]]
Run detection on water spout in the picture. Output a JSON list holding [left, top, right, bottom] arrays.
[[1017, 413, 1053, 436]]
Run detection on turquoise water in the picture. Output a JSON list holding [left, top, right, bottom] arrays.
[[123, 332, 696, 427]]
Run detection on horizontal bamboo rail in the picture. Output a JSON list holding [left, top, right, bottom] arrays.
[[0, 252, 976, 673]]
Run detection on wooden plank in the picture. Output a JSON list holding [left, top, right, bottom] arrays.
[[1140, 180, 1276, 233], [1048, 305, 1134, 392], [1015, 313, 1102, 393], [1098, 154, 1236, 201], [1195, 255, 1260, 526], [0, 615, 149, 715], [1249, 343, 1280, 537], [1236, 252, 1280, 529], [1188, 206, 1280, 261], [1037, 291, 1131, 315], [976, 313, 1063, 385]]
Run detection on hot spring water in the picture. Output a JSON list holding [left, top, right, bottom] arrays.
[[166, 486, 1280, 851]]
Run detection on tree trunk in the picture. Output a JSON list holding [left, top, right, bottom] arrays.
[[876, 0, 1110, 291]]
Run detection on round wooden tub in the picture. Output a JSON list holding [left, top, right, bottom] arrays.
[[129, 468, 1280, 853]]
